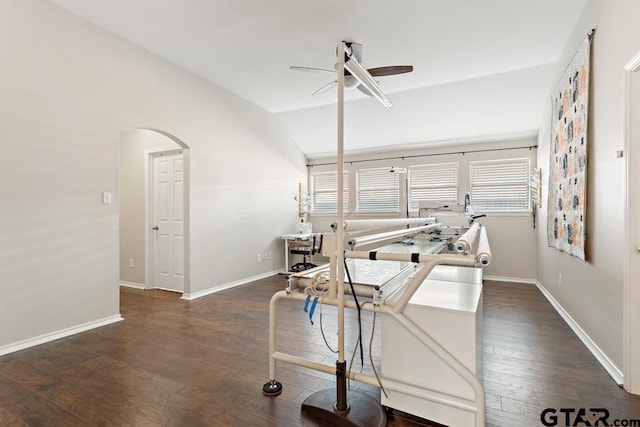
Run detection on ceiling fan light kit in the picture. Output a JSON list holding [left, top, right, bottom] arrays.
[[343, 51, 392, 108]]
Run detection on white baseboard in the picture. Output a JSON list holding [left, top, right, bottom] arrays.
[[0, 315, 124, 357], [483, 275, 536, 285], [535, 280, 624, 385], [181, 270, 280, 301], [120, 281, 146, 290]]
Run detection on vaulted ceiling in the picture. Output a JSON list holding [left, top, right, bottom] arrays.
[[49, 0, 587, 157]]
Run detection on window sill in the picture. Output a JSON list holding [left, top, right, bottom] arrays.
[[474, 211, 532, 217]]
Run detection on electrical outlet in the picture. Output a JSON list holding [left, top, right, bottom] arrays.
[[129, 259, 134, 268], [558, 274, 562, 286], [257, 254, 261, 262], [264, 251, 272, 260], [102, 192, 112, 204]]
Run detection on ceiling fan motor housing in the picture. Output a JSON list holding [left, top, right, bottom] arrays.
[[340, 41, 363, 62]]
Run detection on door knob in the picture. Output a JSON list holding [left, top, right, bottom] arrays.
[[152, 226, 159, 230]]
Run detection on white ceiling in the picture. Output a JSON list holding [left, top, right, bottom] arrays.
[[49, 0, 587, 157]]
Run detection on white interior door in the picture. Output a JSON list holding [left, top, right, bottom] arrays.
[[152, 150, 185, 293]]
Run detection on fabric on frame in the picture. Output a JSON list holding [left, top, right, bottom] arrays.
[[547, 34, 592, 261]]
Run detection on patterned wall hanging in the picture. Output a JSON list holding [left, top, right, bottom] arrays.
[[547, 32, 593, 260]]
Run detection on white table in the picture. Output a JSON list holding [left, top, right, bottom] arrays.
[[280, 233, 312, 273], [381, 266, 483, 427]]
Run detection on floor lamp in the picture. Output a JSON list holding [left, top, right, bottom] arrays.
[[300, 40, 392, 427]]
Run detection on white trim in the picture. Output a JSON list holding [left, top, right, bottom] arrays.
[[623, 51, 640, 394], [535, 280, 624, 385], [624, 50, 640, 75], [181, 271, 281, 301], [0, 315, 124, 357], [485, 273, 626, 386], [153, 286, 184, 294], [143, 146, 182, 290], [483, 275, 536, 285], [120, 281, 146, 290], [145, 146, 191, 295], [144, 149, 154, 290], [146, 148, 180, 290]]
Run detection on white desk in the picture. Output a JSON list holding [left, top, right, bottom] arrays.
[[280, 233, 312, 273], [381, 266, 483, 427]]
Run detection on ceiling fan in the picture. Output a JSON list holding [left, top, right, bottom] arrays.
[[290, 42, 413, 102]]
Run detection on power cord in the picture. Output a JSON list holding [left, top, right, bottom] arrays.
[[368, 308, 388, 398], [344, 258, 364, 368], [319, 300, 338, 354]]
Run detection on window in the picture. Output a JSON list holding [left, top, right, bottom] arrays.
[[356, 167, 400, 213], [310, 171, 348, 213], [469, 158, 531, 212], [408, 162, 459, 212]]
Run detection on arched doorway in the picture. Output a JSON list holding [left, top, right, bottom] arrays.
[[118, 128, 190, 296]]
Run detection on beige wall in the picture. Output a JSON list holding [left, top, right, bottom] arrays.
[[536, 0, 640, 373], [0, 0, 306, 351], [308, 138, 538, 281]]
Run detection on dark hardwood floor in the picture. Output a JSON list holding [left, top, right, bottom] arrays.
[[1, 276, 640, 426]]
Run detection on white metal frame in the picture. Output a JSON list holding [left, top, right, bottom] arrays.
[[267, 225, 490, 426]]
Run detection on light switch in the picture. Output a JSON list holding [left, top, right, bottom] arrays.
[[102, 192, 112, 204]]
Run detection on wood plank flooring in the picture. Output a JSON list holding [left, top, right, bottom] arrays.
[[1, 276, 639, 426]]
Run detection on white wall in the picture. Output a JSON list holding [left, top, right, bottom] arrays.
[[307, 138, 538, 281], [118, 129, 179, 286], [536, 0, 640, 375], [0, 0, 306, 352]]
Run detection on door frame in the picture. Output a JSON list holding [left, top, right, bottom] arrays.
[[146, 148, 187, 293], [142, 133, 191, 296], [623, 51, 640, 394]]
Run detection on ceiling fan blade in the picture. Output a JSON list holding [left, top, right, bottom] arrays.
[[313, 81, 337, 95], [290, 66, 336, 75], [367, 65, 414, 77]]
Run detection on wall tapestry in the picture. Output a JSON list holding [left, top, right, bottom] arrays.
[[547, 33, 593, 260]]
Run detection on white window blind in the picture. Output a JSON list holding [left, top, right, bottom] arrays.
[[310, 171, 348, 213], [469, 158, 531, 212], [408, 163, 459, 212], [356, 167, 400, 213]]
